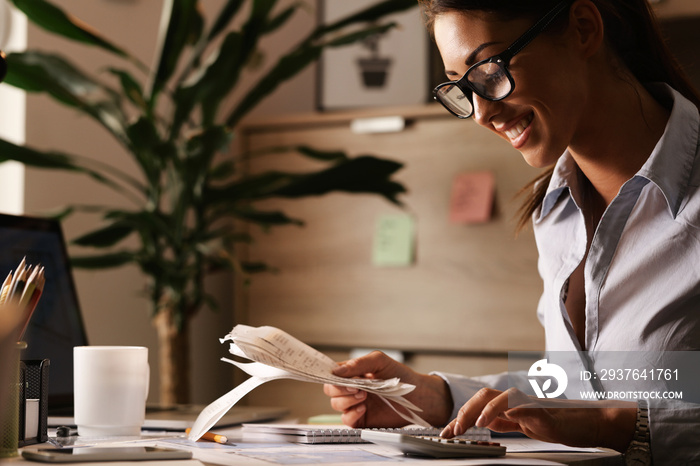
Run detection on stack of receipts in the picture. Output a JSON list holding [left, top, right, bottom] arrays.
[[188, 325, 429, 440]]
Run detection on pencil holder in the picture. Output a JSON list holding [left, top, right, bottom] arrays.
[[18, 359, 50, 446], [0, 341, 26, 458]]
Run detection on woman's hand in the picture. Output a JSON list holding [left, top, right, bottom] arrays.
[[440, 387, 638, 452], [323, 351, 453, 428]]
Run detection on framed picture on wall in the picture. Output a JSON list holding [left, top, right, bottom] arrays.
[[317, 1, 431, 110]]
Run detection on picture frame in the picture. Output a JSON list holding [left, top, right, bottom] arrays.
[[317, 1, 432, 110]]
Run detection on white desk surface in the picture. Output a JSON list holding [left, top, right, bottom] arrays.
[[13, 426, 622, 466]]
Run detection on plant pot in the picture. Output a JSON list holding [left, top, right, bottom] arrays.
[[357, 57, 392, 88], [153, 308, 190, 405]]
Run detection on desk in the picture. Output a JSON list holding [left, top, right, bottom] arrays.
[[15, 428, 622, 466]]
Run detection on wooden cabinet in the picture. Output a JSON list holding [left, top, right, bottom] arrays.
[[236, 104, 545, 419]]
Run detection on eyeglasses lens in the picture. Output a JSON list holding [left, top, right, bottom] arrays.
[[436, 84, 473, 118], [467, 62, 512, 100], [435, 61, 513, 118]]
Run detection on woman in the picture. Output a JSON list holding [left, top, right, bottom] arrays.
[[324, 0, 700, 463]]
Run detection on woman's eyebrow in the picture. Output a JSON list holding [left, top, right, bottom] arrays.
[[465, 42, 500, 66], [443, 41, 500, 78]]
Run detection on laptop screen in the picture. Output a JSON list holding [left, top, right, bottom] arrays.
[[0, 213, 88, 413]]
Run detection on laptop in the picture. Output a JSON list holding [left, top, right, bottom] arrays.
[[0, 213, 287, 430]]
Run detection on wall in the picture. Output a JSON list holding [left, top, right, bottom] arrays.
[[20, 0, 319, 405], [0, 0, 25, 215]]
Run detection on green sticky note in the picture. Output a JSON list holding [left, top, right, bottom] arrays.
[[373, 214, 415, 267]]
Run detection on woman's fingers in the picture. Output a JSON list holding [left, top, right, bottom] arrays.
[[323, 383, 359, 397], [333, 351, 399, 379], [325, 386, 367, 413], [474, 387, 530, 428], [340, 403, 367, 427], [457, 388, 505, 434], [322, 382, 369, 427], [442, 388, 533, 438]]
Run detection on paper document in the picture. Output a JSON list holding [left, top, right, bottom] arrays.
[[188, 325, 427, 440]]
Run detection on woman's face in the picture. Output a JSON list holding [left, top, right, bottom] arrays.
[[434, 10, 587, 168]]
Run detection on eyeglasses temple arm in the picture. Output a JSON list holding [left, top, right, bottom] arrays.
[[499, 0, 574, 63]]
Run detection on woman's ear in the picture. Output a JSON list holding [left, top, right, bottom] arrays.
[[568, 0, 605, 58]]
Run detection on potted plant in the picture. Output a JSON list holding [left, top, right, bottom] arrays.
[[0, 0, 414, 404]]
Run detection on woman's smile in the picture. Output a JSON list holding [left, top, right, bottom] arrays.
[[503, 112, 534, 147]]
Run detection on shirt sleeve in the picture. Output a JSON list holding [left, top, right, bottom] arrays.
[[649, 400, 700, 463], [429, 371, 512, 419]]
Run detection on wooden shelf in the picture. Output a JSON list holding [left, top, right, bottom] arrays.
[[240, 103, 448, 133], [652, 0, 700, 19]]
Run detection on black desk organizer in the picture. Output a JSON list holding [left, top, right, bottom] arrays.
[[18, 359, 49, 446]]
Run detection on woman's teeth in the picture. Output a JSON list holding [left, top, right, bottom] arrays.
[[505, 114, 533, 140]]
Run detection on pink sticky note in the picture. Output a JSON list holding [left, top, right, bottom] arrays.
[[449, 171, 495, 224]]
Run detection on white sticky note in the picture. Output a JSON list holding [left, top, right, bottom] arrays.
[[372, 214, 415, 267]]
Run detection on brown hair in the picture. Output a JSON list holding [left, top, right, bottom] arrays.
[[419, 0, 700, 232]]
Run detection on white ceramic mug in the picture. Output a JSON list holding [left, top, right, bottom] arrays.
[[73, 346, 149, 437]]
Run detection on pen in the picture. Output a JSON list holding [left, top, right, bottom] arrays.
[[0, 271, 12, 305], [185, 428, 229, 445]]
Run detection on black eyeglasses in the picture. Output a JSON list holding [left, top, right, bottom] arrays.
[[433, 0, 574, 119], [0, 50, 6, 83]]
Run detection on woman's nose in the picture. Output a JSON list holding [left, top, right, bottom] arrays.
[[472, 93, 502, 127]]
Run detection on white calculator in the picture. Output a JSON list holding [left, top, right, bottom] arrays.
[[361, 430, 506, 459]]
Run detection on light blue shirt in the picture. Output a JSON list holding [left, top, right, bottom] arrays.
[[436, 85, 700, 463]]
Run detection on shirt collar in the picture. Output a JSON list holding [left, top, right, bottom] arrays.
[[636, 84, 700, 218], [537, 84, 700, 222]]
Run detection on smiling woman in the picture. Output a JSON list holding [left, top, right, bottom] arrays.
[[322, 0, 700, 464]]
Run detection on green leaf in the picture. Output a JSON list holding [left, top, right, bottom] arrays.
[[126, 117, 163, 184], [209, 160, 235, 180], [243, 0, 279, 42], [127, 117, 161, 152], [271, 156, 406, 204], [226, 10, 409, 128], [4, 52, 128, 144], [70, 251, 136, 269], [188, 6, 205, 46], [311, 0, 416, 39], [264, 3, 300, 35], [11, 0, 131, 59], [325, 23, 395, 48], [229, 207, 304, 226], [190, 0, 278, 126], [179, 31, 245, 128], [107, 68, 147, 111], [295, 145, 348, 162], [0, 138, 142, 200], [207, 0, 244, 41], [104, 210, 174, 241], [149, 0, 199, 101], [226, 44, 322, 127], [241, 261, 274, 274], [186, 126, 232, 167], [0, 138, 98, 178], [204, 171, 300, 204], [42, 206, 76, 221], [204, 156, 405, 205], [72, 222, 134, 248]]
